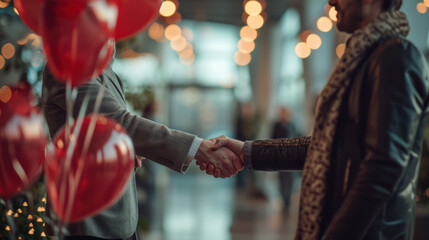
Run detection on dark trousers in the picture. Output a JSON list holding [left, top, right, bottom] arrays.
[[63, 233, 138, 240]]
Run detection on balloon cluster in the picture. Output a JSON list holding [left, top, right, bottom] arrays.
[[1, 0, 160, 223], [15, 0, 162, 86]]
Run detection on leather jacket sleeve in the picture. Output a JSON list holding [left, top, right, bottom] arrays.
[[322, 40, 429, 239], [245, 136, 311, 171]]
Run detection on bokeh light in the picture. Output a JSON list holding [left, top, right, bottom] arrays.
[[238, 39, 255, 54], [0, 85, 12, 103], [328, 7, 337, 22], [0, 0, 10, 8], [164, 24, 182, 41], [426, 188, 429, 197], [234, 51, 251, 66], [244, 1, 262, 16], [425, 0, 429, 8], [179, 47, 194, 59], [417, 3, 427, 14], [317, 16, 333, 32], [159, 0, 176, 17], [0, 55, 5, 70], [170, 36, 187, 52], [336, 43, 346, 58], [306, 34, 322, 50], [1, 43, 15, 59], [295, 42, 311, 59], [180, 54, 195, 65], [14, 7, 19, 15], [247, 15, 264, 29], [148, 22, 165, 41], [240, 26, 258, 41], [181, 27, 194, 41]]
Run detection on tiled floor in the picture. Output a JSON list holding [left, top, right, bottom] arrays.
[[139, 169, 300, 240]]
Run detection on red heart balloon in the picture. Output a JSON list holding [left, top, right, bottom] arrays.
[[113, 0, 162, 40], [42, 0, 117, 86], [45, 114, 134, 222], [14, 0, 46, 34], [0, 83, 48, 199]]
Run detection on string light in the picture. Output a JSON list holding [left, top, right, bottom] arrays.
[[244, 1, 262, 16], [17, 208, 23, 213], [42, 197, 47, 203], [148, 22, 165, 42], [37, 217, 44, 222], [247, 15, 264, 29], [164, 24, 182, 41], [424, 0, 429, 7], [7, 209, 13, 216], [5, 226, 11, 231], [306, 34, 322, 50], [14, 213, 19, 218], [336, 43, 346, 58], [28, 214, 33, 220], [328, 7, 337, 22], [234, 51, 252, 66], [238, 39, 255, 53], [2, 43, 15, 59], [295, 42, 311, 59], [240, 26, 258, 41], [29, 223, 34, 227], [159, 0, 176, 17], [29, 228, 35, 235], [416, 2, 427, 14], [37, 206, 46, 212], [23, 202, 28, 206], [317, 17, 333, 32], [0, 55, 5, 70]]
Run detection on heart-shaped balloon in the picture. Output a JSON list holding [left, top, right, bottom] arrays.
[[45, 114, 134, 222], [42, 0, 117, 86], [113, 0, 163, 40], [0, 83, 48, 199]]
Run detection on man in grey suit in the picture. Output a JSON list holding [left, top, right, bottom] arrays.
[[42, 62, 242, 240]]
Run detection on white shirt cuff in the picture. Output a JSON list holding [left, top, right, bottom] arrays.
[[181, 137, 203, 173]]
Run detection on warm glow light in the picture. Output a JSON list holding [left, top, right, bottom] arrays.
[[0, 55, 4, 70], [247, 15, 264, 29], [29, 228, 34, 235], [245, 1, 262, 16], [159, 1, 176, 17], [17, 209, 22, 213], [29, 223, 34, 227], [329, 7, 337, 22], [170, 36, 187, 51], [28, 214, 33, 220], [164, 24, 182, 41], [5, 226, 10, 231], [295, 42, 311, 59], [234, 51, 252, 66], [306, 34, 322, 50], [0, 86, 11, 103], [2, 43, 15, 59], [14, 7, 19, 15], [417, 3, 427, 14], [41, 232, 46, 237], [181, 27, 194, 41], [7, 210, 12, 216], [180, 54, 195, 65], [42, 197, 47, 202], [425, 188, 429, 197], [148, 22, 165, 41], [0, 0, 10, 8], [37, 206, 45, 212], [238, 39, 255, 53], [14, 213, 19, 218], [23, 202, 28, 206], [336, 43, 346, 58], [317, 17, 333, 32], [179, 46, 194, 59], [37, 217, 43, 222], [425, 0, 429, 8], [240, 26, 258, 41]]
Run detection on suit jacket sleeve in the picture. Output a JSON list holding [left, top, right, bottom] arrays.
[[322, 41, 429, 239], [42, 67, 196, 173]]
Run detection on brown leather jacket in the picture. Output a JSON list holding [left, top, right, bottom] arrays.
[[244, 37, 429, 239]]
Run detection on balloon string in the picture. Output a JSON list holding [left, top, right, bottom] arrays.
[[5, 199, 16, 240], [63, 81, 106, 222]]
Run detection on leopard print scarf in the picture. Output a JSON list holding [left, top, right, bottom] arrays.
[[296, 11, 410, 240]]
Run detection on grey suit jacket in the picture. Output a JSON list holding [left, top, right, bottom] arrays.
[[42, 65, 196, 238]]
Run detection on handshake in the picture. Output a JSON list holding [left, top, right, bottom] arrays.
[[194, 136, 245, 178]]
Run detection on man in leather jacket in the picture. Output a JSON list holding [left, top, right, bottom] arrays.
[[200, 0, 429, 239]]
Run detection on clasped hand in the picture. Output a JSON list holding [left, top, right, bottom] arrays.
[[194, 136, 245, 178]]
